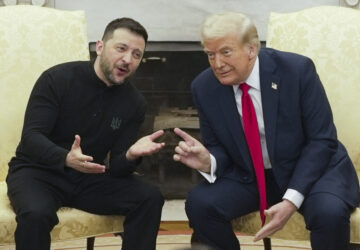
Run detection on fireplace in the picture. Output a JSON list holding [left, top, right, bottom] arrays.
[[90, 42, 210, 198]]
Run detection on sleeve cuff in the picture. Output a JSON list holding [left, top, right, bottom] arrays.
[[198, 154, 217, 183], [108, 152, 140, 177], [283, 188, 304, 209]]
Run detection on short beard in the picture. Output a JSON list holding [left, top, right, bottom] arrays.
[[99, 55, 125, 86]]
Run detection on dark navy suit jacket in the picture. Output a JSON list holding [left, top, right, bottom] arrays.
[[191, 48, 360, 208]]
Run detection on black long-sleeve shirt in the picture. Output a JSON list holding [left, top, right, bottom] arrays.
[[9, 61, 146, 177]]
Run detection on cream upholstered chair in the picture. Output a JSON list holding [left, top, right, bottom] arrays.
[[0, 5, 124, 249], [232, 6, 360, 249]]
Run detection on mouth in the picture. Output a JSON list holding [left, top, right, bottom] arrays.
[[217, 69, 231, 77], [116, 65, 129, 75]]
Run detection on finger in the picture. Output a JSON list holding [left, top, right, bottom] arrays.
[[264, 208, 274, 217], [174, 128, 196, 145], [79, 155, 94, 162], [71, 134, 81, 150], [178, 141, 191, 152], [173, 154, 189, 166], [84, 162, 106, 169], [141, 142, 166, 154], [175, 145, 188, 156], [155, 142, 166, 151], [81, 167, 105, 174], [149, 130, 164, 141], [254, 229, 266, 242], [254, 228, 265, 242], [254, 223, 272, 242], [173, 154, 181, 162], [144, 143, 165, 154], [157, 142, 166, 147], [254, 219, 279, 242], [82, 161, 106, 173], [189, 145, 206, 155]]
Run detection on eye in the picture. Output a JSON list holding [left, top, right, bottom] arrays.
[[206, 52, 215, 60], [133, 50, 143, 60], [117, 46, 126, 52], [222, 49, 232, 56]]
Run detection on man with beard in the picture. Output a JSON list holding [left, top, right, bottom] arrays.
[[7, 18, 165, 250]]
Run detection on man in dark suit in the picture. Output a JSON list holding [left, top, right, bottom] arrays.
[[173, 11, 360, 250]]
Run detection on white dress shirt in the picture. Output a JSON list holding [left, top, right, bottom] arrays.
[[199, 57, 304, 209]]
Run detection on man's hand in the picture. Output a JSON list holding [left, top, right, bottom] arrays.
[[126, 130, 166, 161], [65, 135, 106, 173], [254, 199, 297, 242], [173, 127, 211, 173]]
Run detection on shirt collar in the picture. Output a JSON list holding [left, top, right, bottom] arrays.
[[233, 56, 260, 93]]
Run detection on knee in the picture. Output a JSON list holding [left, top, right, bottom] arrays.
[[304, 199, 350, 230], [185, 188, 216, 222], [16, 206, 58, 228], [142, 185, 164, 208]]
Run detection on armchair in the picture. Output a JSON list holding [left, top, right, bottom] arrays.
[[232, 6, 360, 249], [0, 5, 124, 249]]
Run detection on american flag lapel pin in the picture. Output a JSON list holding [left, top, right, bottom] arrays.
[[271, 82, 278, 90]]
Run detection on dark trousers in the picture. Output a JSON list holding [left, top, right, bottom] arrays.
[[7, 167, 164, 250], [185, 170, 352, 250]]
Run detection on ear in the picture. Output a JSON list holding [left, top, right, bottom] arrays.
[[95, 40, 104, 56], [247, 44, 257, 60]]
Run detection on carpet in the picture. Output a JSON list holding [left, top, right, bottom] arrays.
[[0, 221, 311, 249]]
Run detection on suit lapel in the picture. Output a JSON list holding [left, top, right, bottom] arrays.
[[259, 50, 280, 163], [218, 85, 253, 166]]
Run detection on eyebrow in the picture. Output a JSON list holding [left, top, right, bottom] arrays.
[[203, 48, 214, 53], [204, 45, 232, 53], [220, 46, 232, 51], [115, 42, 128, 47], [113, 41, 144, 58]]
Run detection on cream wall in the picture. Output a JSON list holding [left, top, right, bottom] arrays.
[[52, 0, 359, 42]]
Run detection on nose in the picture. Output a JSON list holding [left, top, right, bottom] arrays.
[[122, 51, 132, 64], [214, 55, 224, 69]]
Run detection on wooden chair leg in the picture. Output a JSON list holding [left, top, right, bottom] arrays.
[[191, 232, 199, 245], [114, 232, 124, 239], [263, 237, 272, 250], [349, 243, 360, 250], [87, 236, 95, 250]]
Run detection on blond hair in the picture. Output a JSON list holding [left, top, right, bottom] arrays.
[[201, 12, 260, 50]]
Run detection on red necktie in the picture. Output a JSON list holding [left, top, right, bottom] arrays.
[[240, 83, 268, 226]]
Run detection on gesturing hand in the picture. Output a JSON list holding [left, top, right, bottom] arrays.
[[253, 199, 297, 242], [65, 135, 106, 173], [173, 127, 211, 173], [126, 130, 166, 161]]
